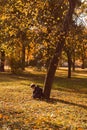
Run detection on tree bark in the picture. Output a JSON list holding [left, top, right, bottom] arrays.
[[20, 31, 26, 70], [82, 58, 85, 69], [81, 45, 85, 69], [21, 44, 25, 70], [0, 51, 5, 72], [72, 53, 75, 71], [44, 0, 77, 99], [67, 52, 72, 78]]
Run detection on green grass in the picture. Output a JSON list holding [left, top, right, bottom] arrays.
[[0, 68, 87, 130]]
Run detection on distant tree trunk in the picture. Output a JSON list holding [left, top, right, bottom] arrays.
[[19, 31, 26, 71], [72, 52, 75, 71], [44, 0, 77, 99], [82, 58, 85, 69], [26, 46, 30, 66], [21, 44, 25, 70], [0, 51, 5, 72], [67, 52, 72, 78]]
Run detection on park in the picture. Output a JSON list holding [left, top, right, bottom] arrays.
[[0, 68, 87, 129], [0, 0, 87, 130]]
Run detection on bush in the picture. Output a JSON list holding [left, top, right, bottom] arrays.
[[10, 57, 23, 73]]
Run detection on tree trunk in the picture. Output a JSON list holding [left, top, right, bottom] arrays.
[[0, 51, 5, 72], [19, 31, 26, 70], [72, 57, 75, 71], [21, 44, 25, 70], [44, 0, 77, 99], [67, 52, 72, 78], [72, 51, 75, 71], [82, 58, 85, 69]]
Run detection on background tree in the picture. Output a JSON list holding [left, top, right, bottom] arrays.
[[0, 0, 46, 72]]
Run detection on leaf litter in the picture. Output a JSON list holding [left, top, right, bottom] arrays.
[[0, 84, 87, 130]]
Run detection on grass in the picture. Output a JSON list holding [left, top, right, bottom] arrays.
[[0, 67, 87, 130]]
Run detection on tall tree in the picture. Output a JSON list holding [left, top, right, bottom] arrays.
[[44, 0, 81, 99]]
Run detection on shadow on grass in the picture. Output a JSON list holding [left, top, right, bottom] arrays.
[[54, 76, 87, 94], [0, 72, 45, 84], [0, 122, 23, 130], [46, 98, 87, 109], [43, 121, 63, 129], [0, 121, 63, 130], [0, 71, 87, 94]]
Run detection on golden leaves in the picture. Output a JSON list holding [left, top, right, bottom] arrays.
[[0, 113, 9, 120], [41, 26, 47, 33], [0, 114, 3, 119], [1, 15, 9, 20], [0, 70, 87, 129], [77, 128, 84, 130], [57, 17, 60, 20]]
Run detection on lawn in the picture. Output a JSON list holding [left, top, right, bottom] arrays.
[[0, 68, 87, 130]]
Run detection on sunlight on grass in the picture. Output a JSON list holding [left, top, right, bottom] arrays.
[[0, 68, 87, 129]]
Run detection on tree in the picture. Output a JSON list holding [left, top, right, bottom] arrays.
[[77, 31, 87, 69], [0, 51, 5, 72], [44, 0, 81, 99], [64, 24, 81, 77], [0, 0, 45, 72]]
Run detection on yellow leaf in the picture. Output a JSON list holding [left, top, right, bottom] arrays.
[[77, 128, 83, 130], [57, 17, 60, 20], [3, 115, 9, 120], [0, 114, 3, 119]]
